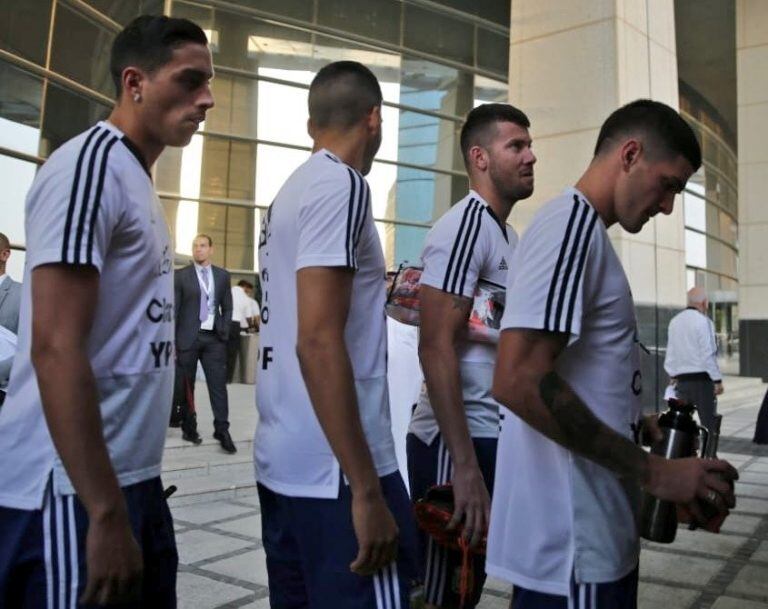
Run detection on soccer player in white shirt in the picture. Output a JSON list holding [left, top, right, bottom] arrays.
[[664, 286, 723, 433], [407, 103, 535, 608], [488, 100, 738, 608], [254, 61, 419, 608], [0, 16, 213, 608]]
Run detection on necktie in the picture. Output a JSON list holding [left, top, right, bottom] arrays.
[[199, 267, 210, 322]]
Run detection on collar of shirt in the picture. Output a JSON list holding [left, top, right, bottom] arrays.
[[0, 274, 6, 288]]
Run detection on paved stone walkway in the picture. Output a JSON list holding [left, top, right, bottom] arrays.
[[165, 376, 768, 608]]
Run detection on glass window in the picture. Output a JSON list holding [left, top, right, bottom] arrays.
[[318, 0, 401, 45], [400, 58, 469, 118], [50, 3, 116, 97], [683, 191, 706, 232], [225, 205, 255, 269], [84, 0, 164, 25], [0, 62, 43, 155], [685, 229, 706, 268], [0, 0, 52, 66], [404, 4, 474, 66], [200, 135, 256, 201], [476, 27, 509, 77], [388, 110, 461, 172], [257, 80, 311, 147], [474, 75, 507, 106], [255, 143, 309, 205], [40, 84, 110, 156], [439, 0, 510, 27], [0, 155, 37, 245]]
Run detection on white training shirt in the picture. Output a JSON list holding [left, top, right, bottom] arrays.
[[664, 308, 721, 382], [0, 121, 175, 510], [253, 149, 398, 499], [409, 190, 517, 444], [487, 188, 643, 595]]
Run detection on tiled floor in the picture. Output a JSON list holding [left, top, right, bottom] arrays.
[[167, 376, 768, 608]]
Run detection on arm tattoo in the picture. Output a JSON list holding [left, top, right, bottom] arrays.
[[539, 371, 648, 481], [451, 295, 470, 311]]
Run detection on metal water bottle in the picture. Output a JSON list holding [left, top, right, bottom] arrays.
[[639, 398, 709, 543]]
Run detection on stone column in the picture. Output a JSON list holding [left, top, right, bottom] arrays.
[[737, 0, 768, 378]]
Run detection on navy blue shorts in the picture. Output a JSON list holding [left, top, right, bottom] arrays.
[[512, 567, 639, 609], [406, 432, 497, 608], [0, 476, 177, 609], [258, 471, 421, 609]]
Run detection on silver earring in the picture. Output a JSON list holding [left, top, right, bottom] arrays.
[[133, 92, 141, 102]]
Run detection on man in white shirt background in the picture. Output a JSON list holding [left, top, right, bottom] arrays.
[[0, 232, 21, 406], [665, 286, 723, 432], [227, 279, 259, 382]]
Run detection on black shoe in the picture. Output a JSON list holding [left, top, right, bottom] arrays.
[[213, 430, 237, 454], [182, 430, 202, 445]]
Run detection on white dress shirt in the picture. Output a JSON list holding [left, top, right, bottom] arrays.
[[231, 285, 259, 328], [664, 307, 721, 382], [0, 273, 7, 288], [194, 262, 215, 331]]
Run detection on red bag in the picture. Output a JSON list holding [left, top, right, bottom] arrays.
[[414, 484, 486, 608]]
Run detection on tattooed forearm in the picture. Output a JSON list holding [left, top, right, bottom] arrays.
[[539, 371, 649, 481], [451, 295, 471, 311]]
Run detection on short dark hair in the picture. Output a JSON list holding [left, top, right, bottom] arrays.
[[237, 280, 254, 290], [0, 232, 9, 251], [110, 15, 208, 97], [460, 103, 531, 167], [594, 99, 701, 171], [194, 233, 213, 246], [308, 61, 382, 130]]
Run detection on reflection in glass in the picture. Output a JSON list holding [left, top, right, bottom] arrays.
[[51, 3, 115, 97], [40, 84, 110, 156], [0, 0, 52, 66], [0, 62, 43, 154]]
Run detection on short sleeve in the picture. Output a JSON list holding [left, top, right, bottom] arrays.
[[296, 166, 370, 271], [501, 197, 600, 341], [419, 200, 489, 298], [24, 128, 122, 273]]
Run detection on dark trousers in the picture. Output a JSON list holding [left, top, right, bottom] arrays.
[[226, 322, 242, 383], [676, 373, 717, 433], [177, 330, 230, 432]]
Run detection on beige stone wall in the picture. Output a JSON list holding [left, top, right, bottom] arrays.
[[737, 0, 768, 319], [507, 0, 686, 308]]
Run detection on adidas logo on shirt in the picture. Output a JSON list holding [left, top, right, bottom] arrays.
[[498, 257, 508, 271]]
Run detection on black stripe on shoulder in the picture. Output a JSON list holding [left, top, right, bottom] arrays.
[[457, 205, 484, 295], [86, 135, 119, 265], [564, 208, 599, 334], [552, 200, 590, 331], [442, 201, 474, 292], [352, 180, 370, 251], [449, 201, 482, 294], [544, 196, 580, 331], [62, 126, 102, 263], [73, 129, 112, 264], [345, 167, 359, 268]]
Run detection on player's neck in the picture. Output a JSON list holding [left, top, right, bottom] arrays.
[[470, 184, 514, 223], [312, 130, 367, 174], [107, 107, 163, 168], [575, 164, 617, 228], [195, 260, 212, 268]]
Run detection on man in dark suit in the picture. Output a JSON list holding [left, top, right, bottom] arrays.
[[0, 232, 21, 406], [175, 233, 236, 452]]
